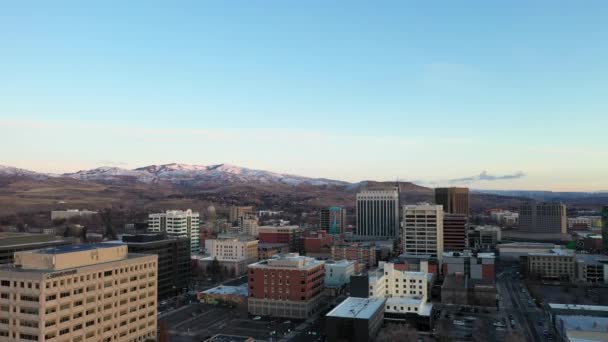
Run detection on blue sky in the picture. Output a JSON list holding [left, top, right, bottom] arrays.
[[1, 1, 607, 191]]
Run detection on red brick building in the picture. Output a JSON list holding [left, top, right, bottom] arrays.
[[302, 230, 333, 254], [331, 243, 377, 269], [443, 214, 467, 252], [248, 253, 325, 319], [258, 226, 302, 252]]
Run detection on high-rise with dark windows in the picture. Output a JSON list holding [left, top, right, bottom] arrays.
[[355, 188, 399, 239], [435, 187, 470, 216]]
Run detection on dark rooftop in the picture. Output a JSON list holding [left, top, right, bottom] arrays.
[[36, 243, 125, 254]]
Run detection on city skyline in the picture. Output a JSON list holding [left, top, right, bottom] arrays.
[[2, 2, 607, 191]]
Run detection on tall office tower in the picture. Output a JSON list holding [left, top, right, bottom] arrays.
[[403, 204, 444, 264], [122, 234, 191, 300], [229, 206, 254, 225], [519, 202, 567, 234], [443, 214, 467, 252], [434, 187, 470, 216], [0, 243, 158, 342], [148, 209, 200, 253], [355, 188, 400, 239], [319, 207, 347, 234], [602, 206, 608, 251], [248, 253, 325, 319]]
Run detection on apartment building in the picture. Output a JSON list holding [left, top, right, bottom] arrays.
[[248, 253, 325, 319], [355, 188, 400, 239], [148, 209, 200, 253], [0, 243, 157, 342], [330, 243, 376, 269], [434, 187, 469, 216], [403, 204, 444, 265], [122, 234, 190, 300]]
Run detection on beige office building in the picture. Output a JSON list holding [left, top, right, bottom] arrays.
[[403, 204, 444, 265], [0, 243, 157, 342], [519, 202, 567, 234]]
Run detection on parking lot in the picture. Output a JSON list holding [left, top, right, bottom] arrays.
[[161, 302, 302, 341], [434, 305, 525, 342]]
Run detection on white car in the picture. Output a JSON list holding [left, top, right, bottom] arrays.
[[252, 316, 262, 321], [453, 320, 465, 326]]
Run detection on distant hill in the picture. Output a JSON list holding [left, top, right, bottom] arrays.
[[0, 163, 580, 216]]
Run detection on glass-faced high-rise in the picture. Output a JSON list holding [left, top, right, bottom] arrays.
[[355, 187, 400, 239]]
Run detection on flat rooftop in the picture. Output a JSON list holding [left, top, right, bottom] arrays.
[[202, 285, 248, 297], [549, 303, 608, 312], [326, 297, 385, 319], [35, 243, 124, 254], [529, 248, 574, 257]]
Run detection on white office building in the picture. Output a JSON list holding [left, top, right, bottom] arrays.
[[148, 209, 200, 253], [367, 262, 433, 317], [355, 187, 400, 239], [403, 204, 444, 265]]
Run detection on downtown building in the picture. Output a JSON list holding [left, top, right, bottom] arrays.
[[148, 209, 200, 254], [519, 202, 567, 234], [247, 253, 325, 319], [434, 187, 469, 215], [355, 187, 400, 239], [257, 226, 302, 252], [196, 236, 259, 277], [443, 213, 467, 252], [350, 261, 434, 325], [122, 234, 191, 300], [0, 243, 158, 342], [0, 233, 74, 265], [229, 206, 254, 226], [402, 204, 445, 265], [319, 207, 347, 234], [331, 242, 377, 269]]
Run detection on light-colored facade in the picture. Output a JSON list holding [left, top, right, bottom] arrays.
[[528, 249, 575, 281], [355, 188, 400, 239], [519, 202, 567, 234], [50, 209, 97, 221], [403, 204, 444, 265], [0, 244, 157, 342], [324, 260, 355, 288], [205, 237, 258, 262], [229, 206, 254, 225], [148, 209, 200, 253], [238, 216, 259, 237], [367, 262, 433, 316]]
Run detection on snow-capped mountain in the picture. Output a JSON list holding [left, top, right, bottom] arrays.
[[60, 163, 350, 187], [0, 165, 51, 179]]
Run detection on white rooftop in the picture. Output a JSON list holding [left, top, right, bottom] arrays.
[[556, 315, 608, 342], [326, 297, 386, 319], [201, 285, 248, 297], [549, 303, 608, 312], [529, 248, 574, 257]]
